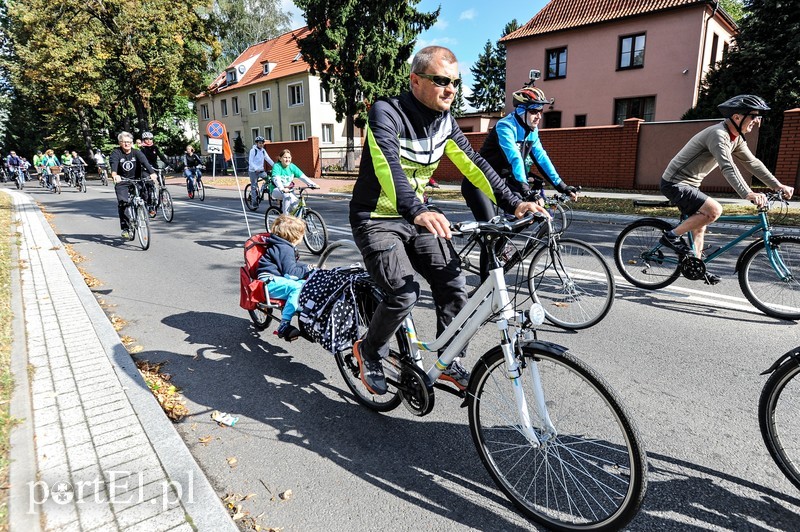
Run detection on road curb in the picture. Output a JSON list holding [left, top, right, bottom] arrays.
[[18, 193, 237, 532]]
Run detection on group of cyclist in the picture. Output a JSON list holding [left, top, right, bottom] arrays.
[[343, 45, 795, 396]]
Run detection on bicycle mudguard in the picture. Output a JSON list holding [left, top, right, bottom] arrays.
[[760, 346, 800, 376], [519, 339, 569, 356], [632, 217, 674, 229]]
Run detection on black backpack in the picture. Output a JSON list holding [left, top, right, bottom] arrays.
[[297, 267, 369, 353]]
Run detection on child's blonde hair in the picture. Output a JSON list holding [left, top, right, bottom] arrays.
[[270, 214, 305, 244]]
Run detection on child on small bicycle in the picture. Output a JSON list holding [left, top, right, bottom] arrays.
[[270, 149, 319, 213], [256, 214, 314, 341]]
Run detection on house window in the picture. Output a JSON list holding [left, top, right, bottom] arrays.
[[288, 83, 304, 106], [290, 123, 306, 141], [200, 104, 209, 120], [321, 124, 334, 144], [264, 126, 273, 142], [251, 128, 260, 143], [320, 86, 331, 103], [709, 33, 719, 67], [618, 33, 646, 70], [262, 90, 271, 111], [614, 97, 655, 124], [225, 70, 236, 84], [545, 47, 567, 79], [574, 114, 587, 127], [722, 42, 729, 58], [221, 99, 228, 116], [232, 96, 239, 115], [544, 111, 561, 129], [249, 92, 257, 113]]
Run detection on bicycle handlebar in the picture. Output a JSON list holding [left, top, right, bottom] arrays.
[[454, 212, 542, 235]]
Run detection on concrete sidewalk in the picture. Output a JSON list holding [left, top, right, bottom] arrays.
[[4, 189, 236, 532]]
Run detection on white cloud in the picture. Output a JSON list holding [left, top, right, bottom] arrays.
[[433, 19, 449, 31], [459, 9, 476, 21]]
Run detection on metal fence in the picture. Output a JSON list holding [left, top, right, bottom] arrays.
[[319, 146, 362, 172]]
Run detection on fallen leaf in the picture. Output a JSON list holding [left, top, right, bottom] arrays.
[[278, 489, 292, 501], [227, 456, 238, 468], [243, 492, 257, 501], [198, 436, 212, 445]]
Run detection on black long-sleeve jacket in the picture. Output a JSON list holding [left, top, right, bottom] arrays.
[[349, 92, 521, 226]]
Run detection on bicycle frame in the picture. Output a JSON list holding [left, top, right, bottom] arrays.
[[397, 226, 553, 445], [651, 208, 792, 281]]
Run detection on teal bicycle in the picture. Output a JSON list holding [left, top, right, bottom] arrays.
[[614, 192, 799, 320]]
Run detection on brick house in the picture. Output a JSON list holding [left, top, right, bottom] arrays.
[[194, 27, 355, 156], [502, 0, 737, 128]]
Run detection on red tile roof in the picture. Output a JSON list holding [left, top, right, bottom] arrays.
[[205, 27, 313, 95], [503, 0, 733, 41]]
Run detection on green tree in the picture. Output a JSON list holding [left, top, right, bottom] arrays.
[[719, 0, 745, 22], [467, 40, 504, 113], [295, 0, 438, 169], [4, 0, 218, 155], [496, 19, 519, 95], [451, 75, 466, 117], [211, 0, 291, 73], [684, 0, 800, 170]]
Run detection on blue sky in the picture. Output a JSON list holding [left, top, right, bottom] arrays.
[[283, 0, 551, 106]]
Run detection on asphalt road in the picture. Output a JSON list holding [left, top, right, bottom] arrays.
[[20, 178, 800, 531]]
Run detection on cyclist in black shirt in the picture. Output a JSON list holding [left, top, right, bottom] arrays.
[[140, 131, 170, 169], [110, 131, 157, 239]]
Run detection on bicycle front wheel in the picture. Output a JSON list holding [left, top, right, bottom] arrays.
[[469, 346, 647, 531], [738, 235, 800, 320], [160, 189, 174, 222], [196, 178, 205, 201], [549, 201, 570, 235], [264, 206, 281, 233], [614, 219, 681, 289], [80, 176, 87, 193], [759, 352, 800, 490], [528, 238, 615, 330], [303, 209, 328, 255], [334, 280, 403, 412], [135, 204, 151, 250]]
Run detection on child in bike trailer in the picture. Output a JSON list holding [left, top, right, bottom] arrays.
[[256, 214, 314, 341], [270, 149, 319, 213]]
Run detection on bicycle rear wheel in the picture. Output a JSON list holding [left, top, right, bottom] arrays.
[[135, 204, 151, 250], [302, 209, 328, 255], [264, 207, 281, 233], [759, 352, 800, 490], [614, 218, 681, 289], [334, 281, 403, 412], [244, 184, 258, 210], [469, 346, 647, 531], [528, 238, 615, 330], [738, 235, 800, 320], [248, 305, 275, 330], [160, 189, 174, 222], [196, 178, 205, 201]]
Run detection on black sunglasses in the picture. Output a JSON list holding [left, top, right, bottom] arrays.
[[415, 73, 461, 88]]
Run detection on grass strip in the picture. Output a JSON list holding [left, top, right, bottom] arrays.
[[0, 193, 16, 529]]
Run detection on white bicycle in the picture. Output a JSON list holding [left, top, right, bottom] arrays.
[[318, 215, 647, 531]]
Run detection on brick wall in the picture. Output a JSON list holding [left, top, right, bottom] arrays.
[[775, 108, 800, 189]]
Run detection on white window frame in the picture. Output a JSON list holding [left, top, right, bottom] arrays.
[[288, 83, 304, 107], [321, 124, 334, 144], [221, 99, 228, 116], [251, 128, 260, 144], [290, 122, 306, 141], [248, 92, 257, 113], [262, 89, 272, 111], [232, 96, 240, 115], [201, 104, 209, 120], [320, 86, 332, 103]]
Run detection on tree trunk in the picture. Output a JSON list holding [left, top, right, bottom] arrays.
[[345, 114, 355, 171], [76, 107, 95, 162], [131, 92, 150, 134]]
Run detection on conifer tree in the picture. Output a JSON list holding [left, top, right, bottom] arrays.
[[467, 40, 504, 113]]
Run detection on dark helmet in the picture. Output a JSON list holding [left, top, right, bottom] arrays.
[[254, 136, 265, 142], [717, 94, 770, 118], [512, 87, 549, 109], [141, 131, 154, 140]]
